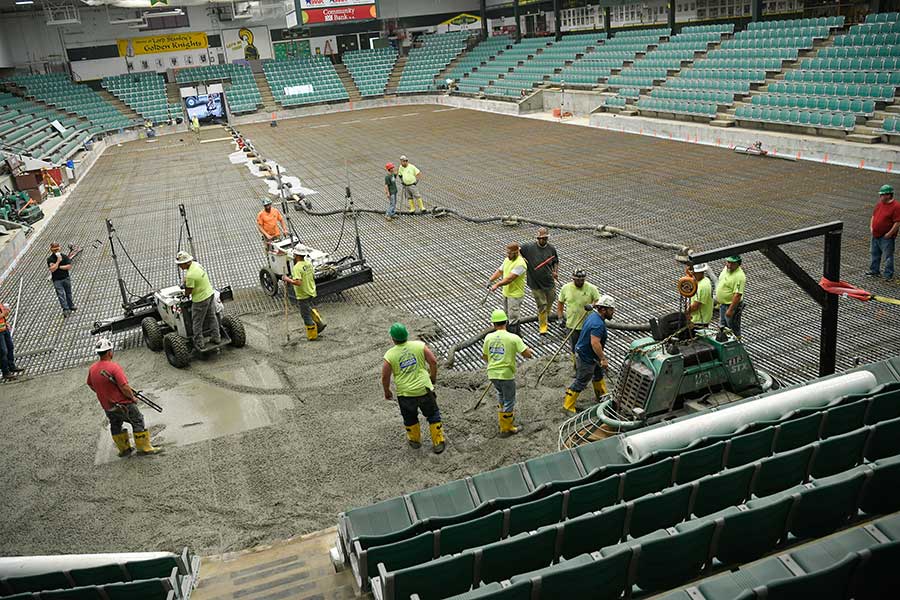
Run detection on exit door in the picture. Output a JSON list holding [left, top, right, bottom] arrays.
[[337, 34, 359, 55]]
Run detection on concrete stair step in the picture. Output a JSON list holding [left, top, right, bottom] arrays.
[[846, 133, 882, 144]]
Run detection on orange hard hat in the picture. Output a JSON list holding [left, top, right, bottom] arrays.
[[385, 162, 395, 171]]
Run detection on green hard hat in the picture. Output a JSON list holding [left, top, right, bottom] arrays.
[[880, 184, 894, 195], [725, 255, 742, 263], [389, 322, 408, 342], [491, 309, 508, 323]]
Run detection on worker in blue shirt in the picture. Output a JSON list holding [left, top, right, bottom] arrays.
[[562, 295, 616, 414]]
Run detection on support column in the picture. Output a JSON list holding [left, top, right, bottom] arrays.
[[604, 6, 611, 36], [480, 0, 487, 39], [514, 0, 521, 42], [554, 0, 562, 41], [668, 0, 676, 31], [751, 0, 763, 23], [820, 230, 842, 376]]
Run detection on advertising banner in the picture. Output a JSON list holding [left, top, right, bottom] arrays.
[[223, 26, 272, 62], [302, 3, 377, 24], [298, 0, 372, 8], [117, 32, 207, 57]]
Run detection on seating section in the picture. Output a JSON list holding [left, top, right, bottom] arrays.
[[463, 38, 551, 99], [102, 72, 182, 125], [0, 92, 93, 164], [551, 28, 671, 88], [10, 73, 133, 132], [448, 36, 512, 94], [175, 64, 261, 114], [262, 57, 348, 107], [335, 367, 900, 600], [483, 33, 607, 98], [343, 48, 397, 97], [735, 13, 899, 134], [398, 31, 471, 94], [0, 548, 200, 600]]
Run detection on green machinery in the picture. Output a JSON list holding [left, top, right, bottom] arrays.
[[559, 320, 777, 449], [0, 190, 43, 225]]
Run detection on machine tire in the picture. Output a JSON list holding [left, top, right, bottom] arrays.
[[259, 267, 279, 297], [163, 332, 192, 369], [141, 317, 164, 352], [222, 315, 246, 348]]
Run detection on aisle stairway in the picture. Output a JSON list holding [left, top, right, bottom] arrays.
[[335, 64, 362, 102]]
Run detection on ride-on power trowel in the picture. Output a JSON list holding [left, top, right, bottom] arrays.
[[91, 204, 246, 369]]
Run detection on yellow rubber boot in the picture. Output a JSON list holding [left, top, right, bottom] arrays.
[[538, 311, 549, 335], [405, 423, 421, 449], [311, 309, 326, 335], [112, 432, 134, 457], [305, 324, 318, 341], [563, 388, 580, 414], [592, 378, 608, 402], [408, 199, 415, 212], [498, 411, 521, 437], [429, 422, 446, 454], [133, 430, 162, 455], [417, 198, 426, 212]]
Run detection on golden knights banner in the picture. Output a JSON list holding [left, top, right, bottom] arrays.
[[117, 32, 208, 57]]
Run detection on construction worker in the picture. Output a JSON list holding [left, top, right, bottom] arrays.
[[715, 256, 746, 337], [398, 155, 425, 213], [868, 184, 900, 280], [687, 263, 713, 326], [257, 198, 287, 243], [0, 301, 23, 381], [87, 338, 160, 456], [47, 242, 75, 317], [557, 269, 600, 354], [381, 323, 446, 454], [519, 227, 559, 335], [562, 295, 616, 415], [488, 243, 528, 336], [191, 115, 200, 134], [483, 309, 533, 437], [384, 162, 398, 221], [281, 248, 326, 340], [176, 251, 221, 351]]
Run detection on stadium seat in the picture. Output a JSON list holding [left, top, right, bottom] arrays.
[[629, 521, 716, 594], [507, 492, 564, 535], [559, 504, 627, 559], [524, 450, 583, 489], [565, 475, 620, 519], [774, 412, 823, 452], [809, 428, 868, 479], [674, 441, 726, 484], [622, 457, 674, 500], [628, 483, 693, 538], [753, 445, 813, 497], [725, 427, 776, 468], [439, 510, 504, 556], [864, 416, 900, 461], [379, 552, 475, 600], [693, 464, 755, 517], [409, 479, 476, 520], [522, 548, 631, 599], [477, 527, 556, 585], [472, 464, 532, 505]]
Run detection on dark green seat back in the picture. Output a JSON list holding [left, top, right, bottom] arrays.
[[810, 428, 868, 478], [439, 511, 504, 557], [864, 389, 900, 425], [859, 455, 900, 515], [560, 505, 627, 560], [865, 416, 900, 462], [124, 557, 179, 581], [762, 553, 859, 600], [791, 472, 866, 539], [629, 484, 693, 539], [392, 552, 475, 600], [566, 475, 619, 519], [715, 497, 792, 566], [754, 445, 813, 498], [774, 412, 822, 453], [366, 531, 434, 577], [6, 571, 71, 594], [479, 527, 556, 584], [725, 426, 776, 468], [409, 479, 476, 520], [472, 464, 530, 503], [674, 441, 725, 484], [853, 540, 900, 600], [524, 450, 583, 488], [540, 548, 632, 599], [634, 522, 716, 594], [622, 458, 674, 501], [508, 492, 563, 536], [693, 464, 755, 517], [103, 579, 171, 600], [69, 564, 127, 587], [822, 399, 868, 438]]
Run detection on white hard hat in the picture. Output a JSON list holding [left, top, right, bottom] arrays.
[[594, 294, 616, 309], [399, 155, 408, 160], [175, 251, 193, 264], [691, 263, 709, 273], [95, 338, 113, 353]]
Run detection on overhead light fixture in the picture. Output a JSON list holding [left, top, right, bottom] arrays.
[[143, 8, 184, 18], [15, 1, 35, 5]]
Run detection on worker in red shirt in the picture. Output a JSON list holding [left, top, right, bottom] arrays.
[[86, 338, 161, 457], [867, 184, 900, 281]]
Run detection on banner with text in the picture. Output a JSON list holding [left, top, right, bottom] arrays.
[[223, 26, 273, 62], [117, 32, 208, 57], [301, 3, 376, 24], [298, 0, 372, 7]]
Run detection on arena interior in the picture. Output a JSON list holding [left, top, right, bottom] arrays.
[[1, 1, 900, 599]]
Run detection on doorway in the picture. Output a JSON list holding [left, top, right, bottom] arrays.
[[337, 34, 359, 55]]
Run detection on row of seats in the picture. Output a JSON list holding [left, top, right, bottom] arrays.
[[549, 30, 668, 87], [0, 548, 199, 599], [637, 97, 718, 117], [10, 73, 133, 132], [749, 94, 875, 117], [399, 31, 471, 93], [734, 105, 857, 130], [866, 11, 900, 22], [835, 32, 900, 46], [785, 69, 900, 85], [343, 47, 398, 97], [0, 93, 92, 164], [343, 382, 900, 591], [261, 57, 348, 107], [446, 36, 511, 85], [747, 16, 844, 30], [102, 72, 181, 125], [652, 88, 735, 105], [374, 427, 900, 599], [802, 56, 900, 71], [175, 64, 261, 114], [879, 116, 900, 135], [767, 81, 896, 100], [820, 44, 900, 58]]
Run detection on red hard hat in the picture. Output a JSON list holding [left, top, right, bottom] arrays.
[[385, 162, 395, 171]]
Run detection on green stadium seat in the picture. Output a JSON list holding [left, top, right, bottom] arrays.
[[860, 455, 900, 515], [508, 492, 564, 535], [693, 464, 755, 517], [714, 496, 793, 566], [697, 554, 795, 600], [125, 556, 184, 581], [523, 548, 632, 599], [380, 552, 474, 600], [472, 464, 531, 505], [725, 427, 776, 468], [102, 578, 176, 600], [69, 564, 128, 587], [674, 441, 726, 484], [821, 400, 869, 438], [365, 531, 434, 582], [478, 527, 557, 584], [809, 428, 868, 479], [444, 579, 530, 599], [753, 445, 813, 497], [39, 587, 104, 600], [347, 496, 413, 543], [776, 471, 866, 538], [524, 450, 583, 489], [865, 389, 900, 425], [790, 525, 881, 573], [409, 480, 476, 520], [622, 458, 674, 500], [437, 512, 502, 557], [864, 416, 900, 461], [853, 540, 900, 600], [628, 483, 693, 538], [629, 521, 716, 594], [4, 571, 72, 594], [560, 504, 626, 559], [774, 412, 823, 452], [761, 553, 859, 600]]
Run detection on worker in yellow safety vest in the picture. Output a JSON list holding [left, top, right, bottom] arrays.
[[483, 309, 533, 437], [487, 243, 528, 336]]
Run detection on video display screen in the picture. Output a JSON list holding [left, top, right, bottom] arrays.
[[184, 93, 224, 121]]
